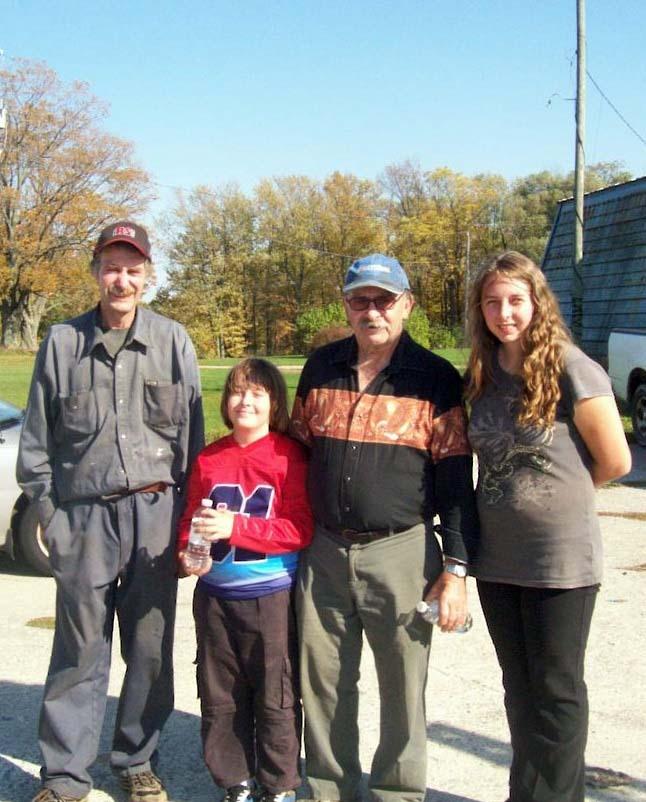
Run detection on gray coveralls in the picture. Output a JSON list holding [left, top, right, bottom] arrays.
[[17, 306, 204, 799]]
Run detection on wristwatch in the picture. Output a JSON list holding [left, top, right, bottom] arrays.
[[444, 562, 468, 578]]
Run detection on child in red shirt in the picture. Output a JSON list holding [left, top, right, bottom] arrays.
[[177, 358, 313, 802]]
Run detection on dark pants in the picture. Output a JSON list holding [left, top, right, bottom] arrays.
[[193, 584, 302, 794], [477, 581, 598, 802], [40, 489, 179, 798]]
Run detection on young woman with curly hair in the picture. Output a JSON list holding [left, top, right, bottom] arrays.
[[465, 251, 631, 802]]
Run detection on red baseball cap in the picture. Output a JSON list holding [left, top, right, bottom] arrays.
[[93, 221, 151, 260]]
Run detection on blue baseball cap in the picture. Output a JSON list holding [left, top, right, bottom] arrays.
[[343, 253, 410, 294]]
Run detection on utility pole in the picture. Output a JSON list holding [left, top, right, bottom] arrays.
[[571, 0, 586, 342], [0, 50, 7, 157], [463, 229, 471, 342]]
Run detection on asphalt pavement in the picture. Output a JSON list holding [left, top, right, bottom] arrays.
[[0, 445, 644, 802]]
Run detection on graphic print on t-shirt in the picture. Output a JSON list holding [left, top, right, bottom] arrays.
[[208, 483, 273, 563]]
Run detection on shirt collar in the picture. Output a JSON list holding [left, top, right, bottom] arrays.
[[87, 305, 152, 353], [330, 330, 413, 374]]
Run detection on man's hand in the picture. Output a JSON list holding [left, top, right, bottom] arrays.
[[424, 571, 468, 632], [177, 550, 213, 577]]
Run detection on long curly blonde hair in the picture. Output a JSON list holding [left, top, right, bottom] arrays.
[[465, 251, 572, 428]]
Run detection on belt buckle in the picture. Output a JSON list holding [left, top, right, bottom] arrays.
[[341, 528, 376, 544]]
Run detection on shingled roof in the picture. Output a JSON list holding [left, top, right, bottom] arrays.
[[542, 176, 646, 365]]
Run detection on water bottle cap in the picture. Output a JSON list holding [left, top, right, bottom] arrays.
[[201, 498, 214, 507], [416, 600, 428, 613]]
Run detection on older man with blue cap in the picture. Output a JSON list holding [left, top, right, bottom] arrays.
[[291, 254, 479, 802]]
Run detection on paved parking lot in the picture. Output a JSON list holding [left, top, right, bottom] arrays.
[[1, 445, 644, 802]]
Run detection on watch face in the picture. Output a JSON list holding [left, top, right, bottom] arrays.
[[445, 563, 468, 578]]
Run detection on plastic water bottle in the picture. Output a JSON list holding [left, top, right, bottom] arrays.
[[185, 498, 214, 570], [416, 600, 473, 633]]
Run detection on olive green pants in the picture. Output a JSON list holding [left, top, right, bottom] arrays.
[[296, 524, 441, 802]]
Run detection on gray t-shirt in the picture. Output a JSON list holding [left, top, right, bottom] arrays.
[[468, 344, 613, 588], [101, 326, 130, 358]]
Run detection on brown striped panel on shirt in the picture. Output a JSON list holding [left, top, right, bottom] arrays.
[[292, 388, 470, 462]]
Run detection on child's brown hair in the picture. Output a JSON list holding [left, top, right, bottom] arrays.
[[220, 358, 290, 433]]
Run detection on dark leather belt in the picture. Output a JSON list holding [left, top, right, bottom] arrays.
[[338, 525, 410, 544], [101, 482, 169, 502]]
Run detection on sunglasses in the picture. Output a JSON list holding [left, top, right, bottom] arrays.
[[344, 292, 402, 312]]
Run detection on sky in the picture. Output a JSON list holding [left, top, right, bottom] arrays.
[[3, 0, 646, 238]]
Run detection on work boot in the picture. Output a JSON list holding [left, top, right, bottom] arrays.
[[32, 789, 88, 802], [119, 770, 168, 802]]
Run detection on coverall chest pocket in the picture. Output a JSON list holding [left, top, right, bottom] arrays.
[[55, 390, 99, 442], [143, 380, 185, 429]]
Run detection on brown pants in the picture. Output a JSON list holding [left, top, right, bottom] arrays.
[[193, 584, 302, 793]]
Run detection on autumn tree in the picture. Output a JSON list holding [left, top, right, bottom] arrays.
[[254, 176, 326, 353], [253, 173, 388, 352], [37, 252, 98, 334], [380, 160, 430, 219], [158, 173, 388, 355], [318, 171, 385, 290], [155, 162, 632, 356], [153, 185, 252, 357], [0, 58, 152, 348], [502, 162, 632, 263], [383, 164, 508, 328]]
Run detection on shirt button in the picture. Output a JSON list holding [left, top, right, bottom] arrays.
[[344, 505, 350, 512], [346, 476, 351, 481], [121, 434, 127, 439], [351, 444, 357, 450], [118, 398, 124, 405]]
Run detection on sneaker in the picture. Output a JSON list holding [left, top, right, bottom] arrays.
[[258, 793, 296, 802], [223, 785, 255, 802], [32, 789, 88, 802], [119, 771, 168, 802]]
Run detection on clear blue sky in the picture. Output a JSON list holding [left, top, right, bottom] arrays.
[[4, 0, 646, 211]]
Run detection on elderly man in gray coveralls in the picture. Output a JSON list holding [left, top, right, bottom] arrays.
[[17, 221, 204, 802]]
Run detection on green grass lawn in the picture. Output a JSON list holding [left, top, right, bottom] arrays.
[[200, 364, 303, 441], [0, 347, 633, 443], [0, 352, 305, 439], [0, 351, 38, 409], [200, 355, 307, 368]]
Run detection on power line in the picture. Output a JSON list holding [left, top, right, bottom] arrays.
[[586, 69, 646, 148]]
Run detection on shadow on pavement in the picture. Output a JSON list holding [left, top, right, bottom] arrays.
[[2, 682, 642, 802], [0, 551, 47, 578], [426, 722, 645, 802], [428, 721, 511, 767], [622, 444, 646, 485], [0, 681, 218, 802]]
